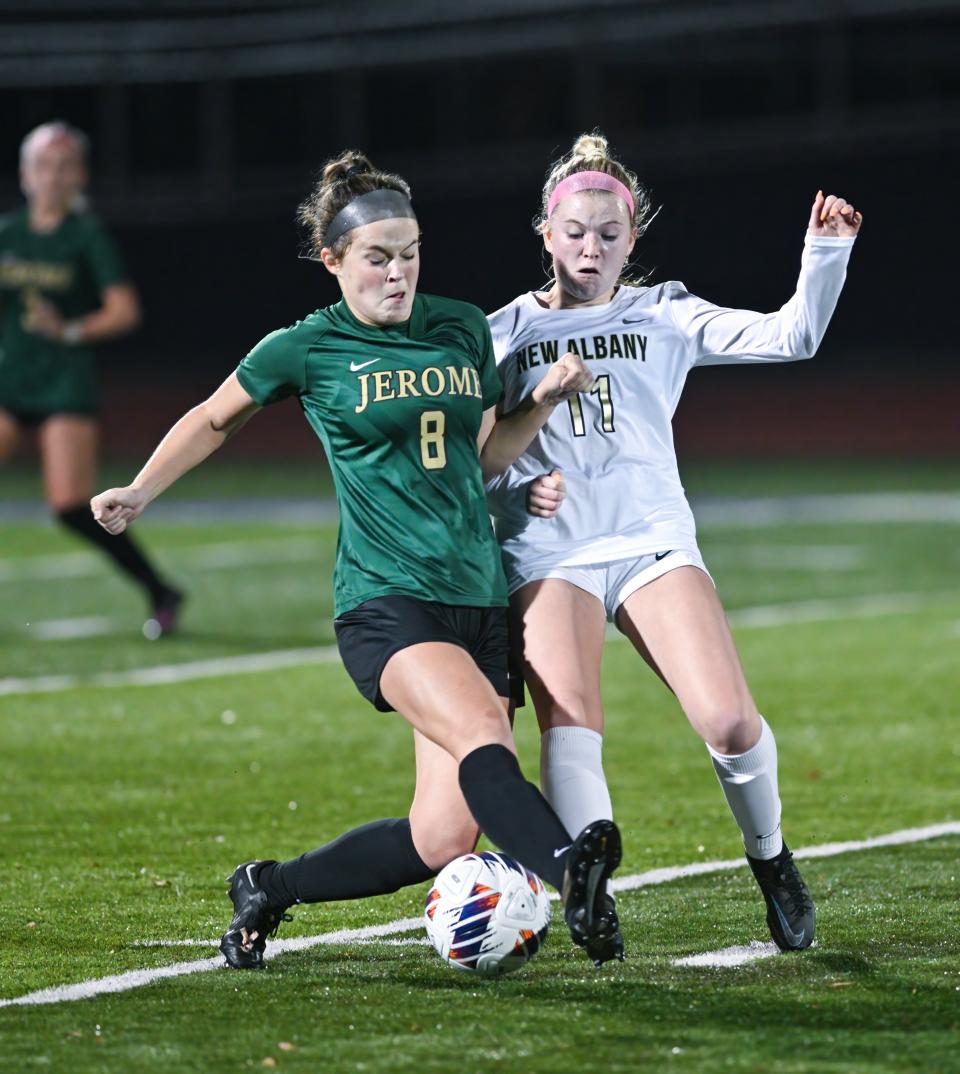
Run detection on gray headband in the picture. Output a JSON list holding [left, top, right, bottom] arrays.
[[323, 189, 417, 248]]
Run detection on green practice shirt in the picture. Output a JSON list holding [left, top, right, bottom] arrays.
[[236, 293, 509, 616], [0, 208, 127, 414]]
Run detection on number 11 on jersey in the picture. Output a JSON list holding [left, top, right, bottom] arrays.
[[567, 374, 615, 437]]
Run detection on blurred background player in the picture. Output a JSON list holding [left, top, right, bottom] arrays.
[[91, 151, 622, 970], [0, 121, 183, 638], [487, 131, 862, 956]]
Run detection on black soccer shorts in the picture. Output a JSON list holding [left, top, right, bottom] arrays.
[[334, 595, 518, 713]]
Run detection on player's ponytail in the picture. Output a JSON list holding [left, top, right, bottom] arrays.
[[299, 151, 412, 259]]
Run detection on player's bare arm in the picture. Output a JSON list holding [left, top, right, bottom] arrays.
[[22, 282, 141, 345], [478, 352, 594, 479], [91, 371, 258, 534]]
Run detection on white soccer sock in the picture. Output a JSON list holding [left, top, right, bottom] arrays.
[[707, 716, 783, 860], [540, 725, 613, 840]]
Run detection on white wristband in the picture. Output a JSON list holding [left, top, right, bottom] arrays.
[[61, 321, 84, 345]]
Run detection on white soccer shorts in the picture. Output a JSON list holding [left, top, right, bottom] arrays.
[[505, 546, 713, 622]]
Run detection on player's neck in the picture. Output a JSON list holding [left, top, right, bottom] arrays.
[[28, 202, 68, 234], [542, 283, 618, 310]]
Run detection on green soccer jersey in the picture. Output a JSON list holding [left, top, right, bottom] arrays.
[[236, 293, 509, 616], [0, 207, 127, 415]]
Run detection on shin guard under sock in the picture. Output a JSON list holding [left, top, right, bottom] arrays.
[[263, 818, 433, 906], [540, 725, 613, 839], [458, 743, 571, 890], [708, 716, 783, 860]]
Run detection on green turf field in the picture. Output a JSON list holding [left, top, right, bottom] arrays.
[[1, 461, 958, 1073]]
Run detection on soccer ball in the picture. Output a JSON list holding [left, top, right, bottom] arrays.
[[424, 851, 551, 976]]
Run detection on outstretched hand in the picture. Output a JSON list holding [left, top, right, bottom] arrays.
[[532, 352, 596, 407], [90, 486, 148, 535], [808, 190, 862, 238]]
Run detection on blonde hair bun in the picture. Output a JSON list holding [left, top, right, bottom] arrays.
[[570, 133, 610, 162], [537, 129, 654, 236]]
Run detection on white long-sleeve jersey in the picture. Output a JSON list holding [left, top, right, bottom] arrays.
[[486, 233, 856, 576]]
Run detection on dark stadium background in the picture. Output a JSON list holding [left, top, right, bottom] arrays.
[[2, 0, 958, 459]]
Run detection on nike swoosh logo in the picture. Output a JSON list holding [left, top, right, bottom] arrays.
[[655, 550, 673, 561], [350, 358, 381, 372], [553, 844, 572, 858], [622, 316, 646, 324], [245, 862, 259, 888], [771, 899, 806, 947]]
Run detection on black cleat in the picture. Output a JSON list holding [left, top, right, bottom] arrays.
[[748, 844, 815, 951], [219, 860, 291, 970], [562, 819, 623, 966], [143, 587, 185, 640], [583, 893, 625, 967]]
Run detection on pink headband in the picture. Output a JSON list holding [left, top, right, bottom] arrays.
[[547, 170, 635, 218]]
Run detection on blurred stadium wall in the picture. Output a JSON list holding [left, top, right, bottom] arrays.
[[2, 0, 958, 459]]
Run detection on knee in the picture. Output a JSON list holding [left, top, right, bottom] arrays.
[[696, 702, 760, 755], [0, 419, 19, 461], [534, 687, 601, 732], [454, 706, 514, 759], [413, 822, 480, 872], [52, 498, 86, 517]]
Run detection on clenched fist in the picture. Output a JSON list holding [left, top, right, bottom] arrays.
[[527, 469, 566, 519], [90, 486, 148, 535], [532, 352, 595, 407], [808, 190, 862, 238]]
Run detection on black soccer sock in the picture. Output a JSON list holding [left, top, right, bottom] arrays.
[[262, 818, 434, 906], [458, 743, 571, 890], [57, 504, 174, 605]]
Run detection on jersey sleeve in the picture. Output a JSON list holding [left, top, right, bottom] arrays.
[[464, 304, 502, 409], [236, 326, 307, 406], [83, 217, 128, 290], [482, 298, 528, 515], [485, 468, 534, 523], [668, 234, 857, 368], [478, 324, 502, 409], [487, 300, 523, 367]]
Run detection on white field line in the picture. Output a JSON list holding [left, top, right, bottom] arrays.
[[5, 490, 958, 529], [28, 616, 116, 640], [600, 588, 950, 642], [705, 544, 866, 571], [11, 586, 949, 656], [0, 918, 421, 1009], [4, 589, 951, 699], [0, 647, 342, 697], [695, 491, 960, 527], [2, 821, 957, 1009], [0, 550, 115, 582], [0, 499, 339, 526], [724, 591, 940, 629], [132, 940, 223, 948], [4, 486, 960, 584], [673, 941, 781, 968], [133, 936, 432, 949], [0, 537, 322, 584]]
